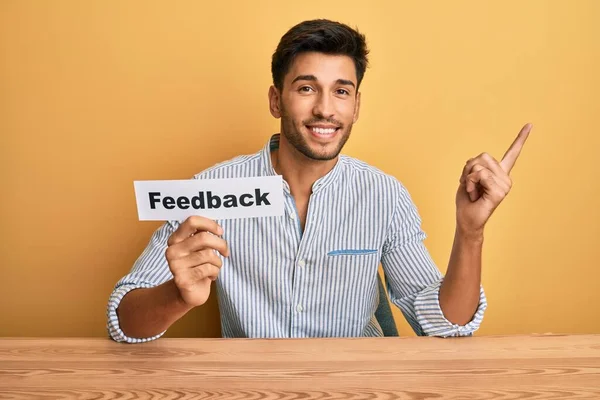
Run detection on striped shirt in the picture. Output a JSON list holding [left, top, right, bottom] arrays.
[[107, 134, 487, 342]]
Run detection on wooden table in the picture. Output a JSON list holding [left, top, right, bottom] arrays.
[[1, 335, 599, 399]]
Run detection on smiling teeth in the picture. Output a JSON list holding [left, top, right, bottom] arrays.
[[311, 127, 336, 135]]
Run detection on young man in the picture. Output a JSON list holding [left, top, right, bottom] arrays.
[[107, 19, 530, 342]]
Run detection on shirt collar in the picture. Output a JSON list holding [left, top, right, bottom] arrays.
[[260, 133, 344, 194]]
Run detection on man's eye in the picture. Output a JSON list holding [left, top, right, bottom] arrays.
[[337, 89, 350, 95], [299, 86, 314, 93]]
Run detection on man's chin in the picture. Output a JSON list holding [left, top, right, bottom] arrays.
[[302, 144, 342, 161]]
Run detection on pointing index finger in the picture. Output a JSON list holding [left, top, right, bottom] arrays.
[[500, 123, 532, 174]]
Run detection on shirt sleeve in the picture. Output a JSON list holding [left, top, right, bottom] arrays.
[[380, 182, 487, 337], [106, 220, 180, 343]]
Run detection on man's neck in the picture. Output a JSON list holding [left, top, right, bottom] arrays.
[[271, 135, 338, 199]]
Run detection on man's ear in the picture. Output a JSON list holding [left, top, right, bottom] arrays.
[[268, 85, 282, 118], [353, 91, 361, 123]]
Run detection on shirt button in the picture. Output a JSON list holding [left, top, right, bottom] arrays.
[[296, 304, 304, 312], [298, 259, 305, 268], [288, 213, 295, 220]]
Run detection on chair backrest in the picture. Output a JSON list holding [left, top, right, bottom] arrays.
[[375, 273, 398, 337]]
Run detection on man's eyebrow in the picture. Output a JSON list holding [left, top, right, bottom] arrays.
[[291, 75, 356, 89], [336, 79, 356, 88], [291, 75, 317, 84]]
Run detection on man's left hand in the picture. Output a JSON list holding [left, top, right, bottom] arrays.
[[456, 123, 532, 237]]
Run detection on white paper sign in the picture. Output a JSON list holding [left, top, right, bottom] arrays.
[[134, 176, 285, 221]]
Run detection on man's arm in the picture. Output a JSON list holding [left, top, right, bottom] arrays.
[[116, 279, 194, 339], [107, 216, 228, 343], [107, 222, 178, 343], [380, 183, 487, 338], [439, 228, 483, 326], [439, 123, 532, 326]]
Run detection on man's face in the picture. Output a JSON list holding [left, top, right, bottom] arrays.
[[269, 52, 361, 161]]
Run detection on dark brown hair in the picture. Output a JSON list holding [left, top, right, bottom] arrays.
[[271, 19, 369, 91]]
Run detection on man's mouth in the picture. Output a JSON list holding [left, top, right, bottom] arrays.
[[306, 125, 340, 137]]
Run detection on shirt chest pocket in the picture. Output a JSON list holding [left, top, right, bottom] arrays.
[[322, 249, 381, 308], [325, 249, 380, 271]]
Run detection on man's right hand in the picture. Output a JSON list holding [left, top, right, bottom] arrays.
[[165, 216, 229, 307]]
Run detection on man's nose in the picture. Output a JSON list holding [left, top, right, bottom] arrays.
[[312, 92, 335, 119]]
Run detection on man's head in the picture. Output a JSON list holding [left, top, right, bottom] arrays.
[[269, 19, 369, 161]]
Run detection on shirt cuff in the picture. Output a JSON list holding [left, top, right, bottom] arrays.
[[106, 283, 166, 343], [414, 279, 487, 337]]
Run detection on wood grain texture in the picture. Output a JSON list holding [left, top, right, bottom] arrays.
[[0, 335, 599, 399]]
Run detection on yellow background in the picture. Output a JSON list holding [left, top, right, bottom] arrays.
[[1, 1, 598, 338]]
